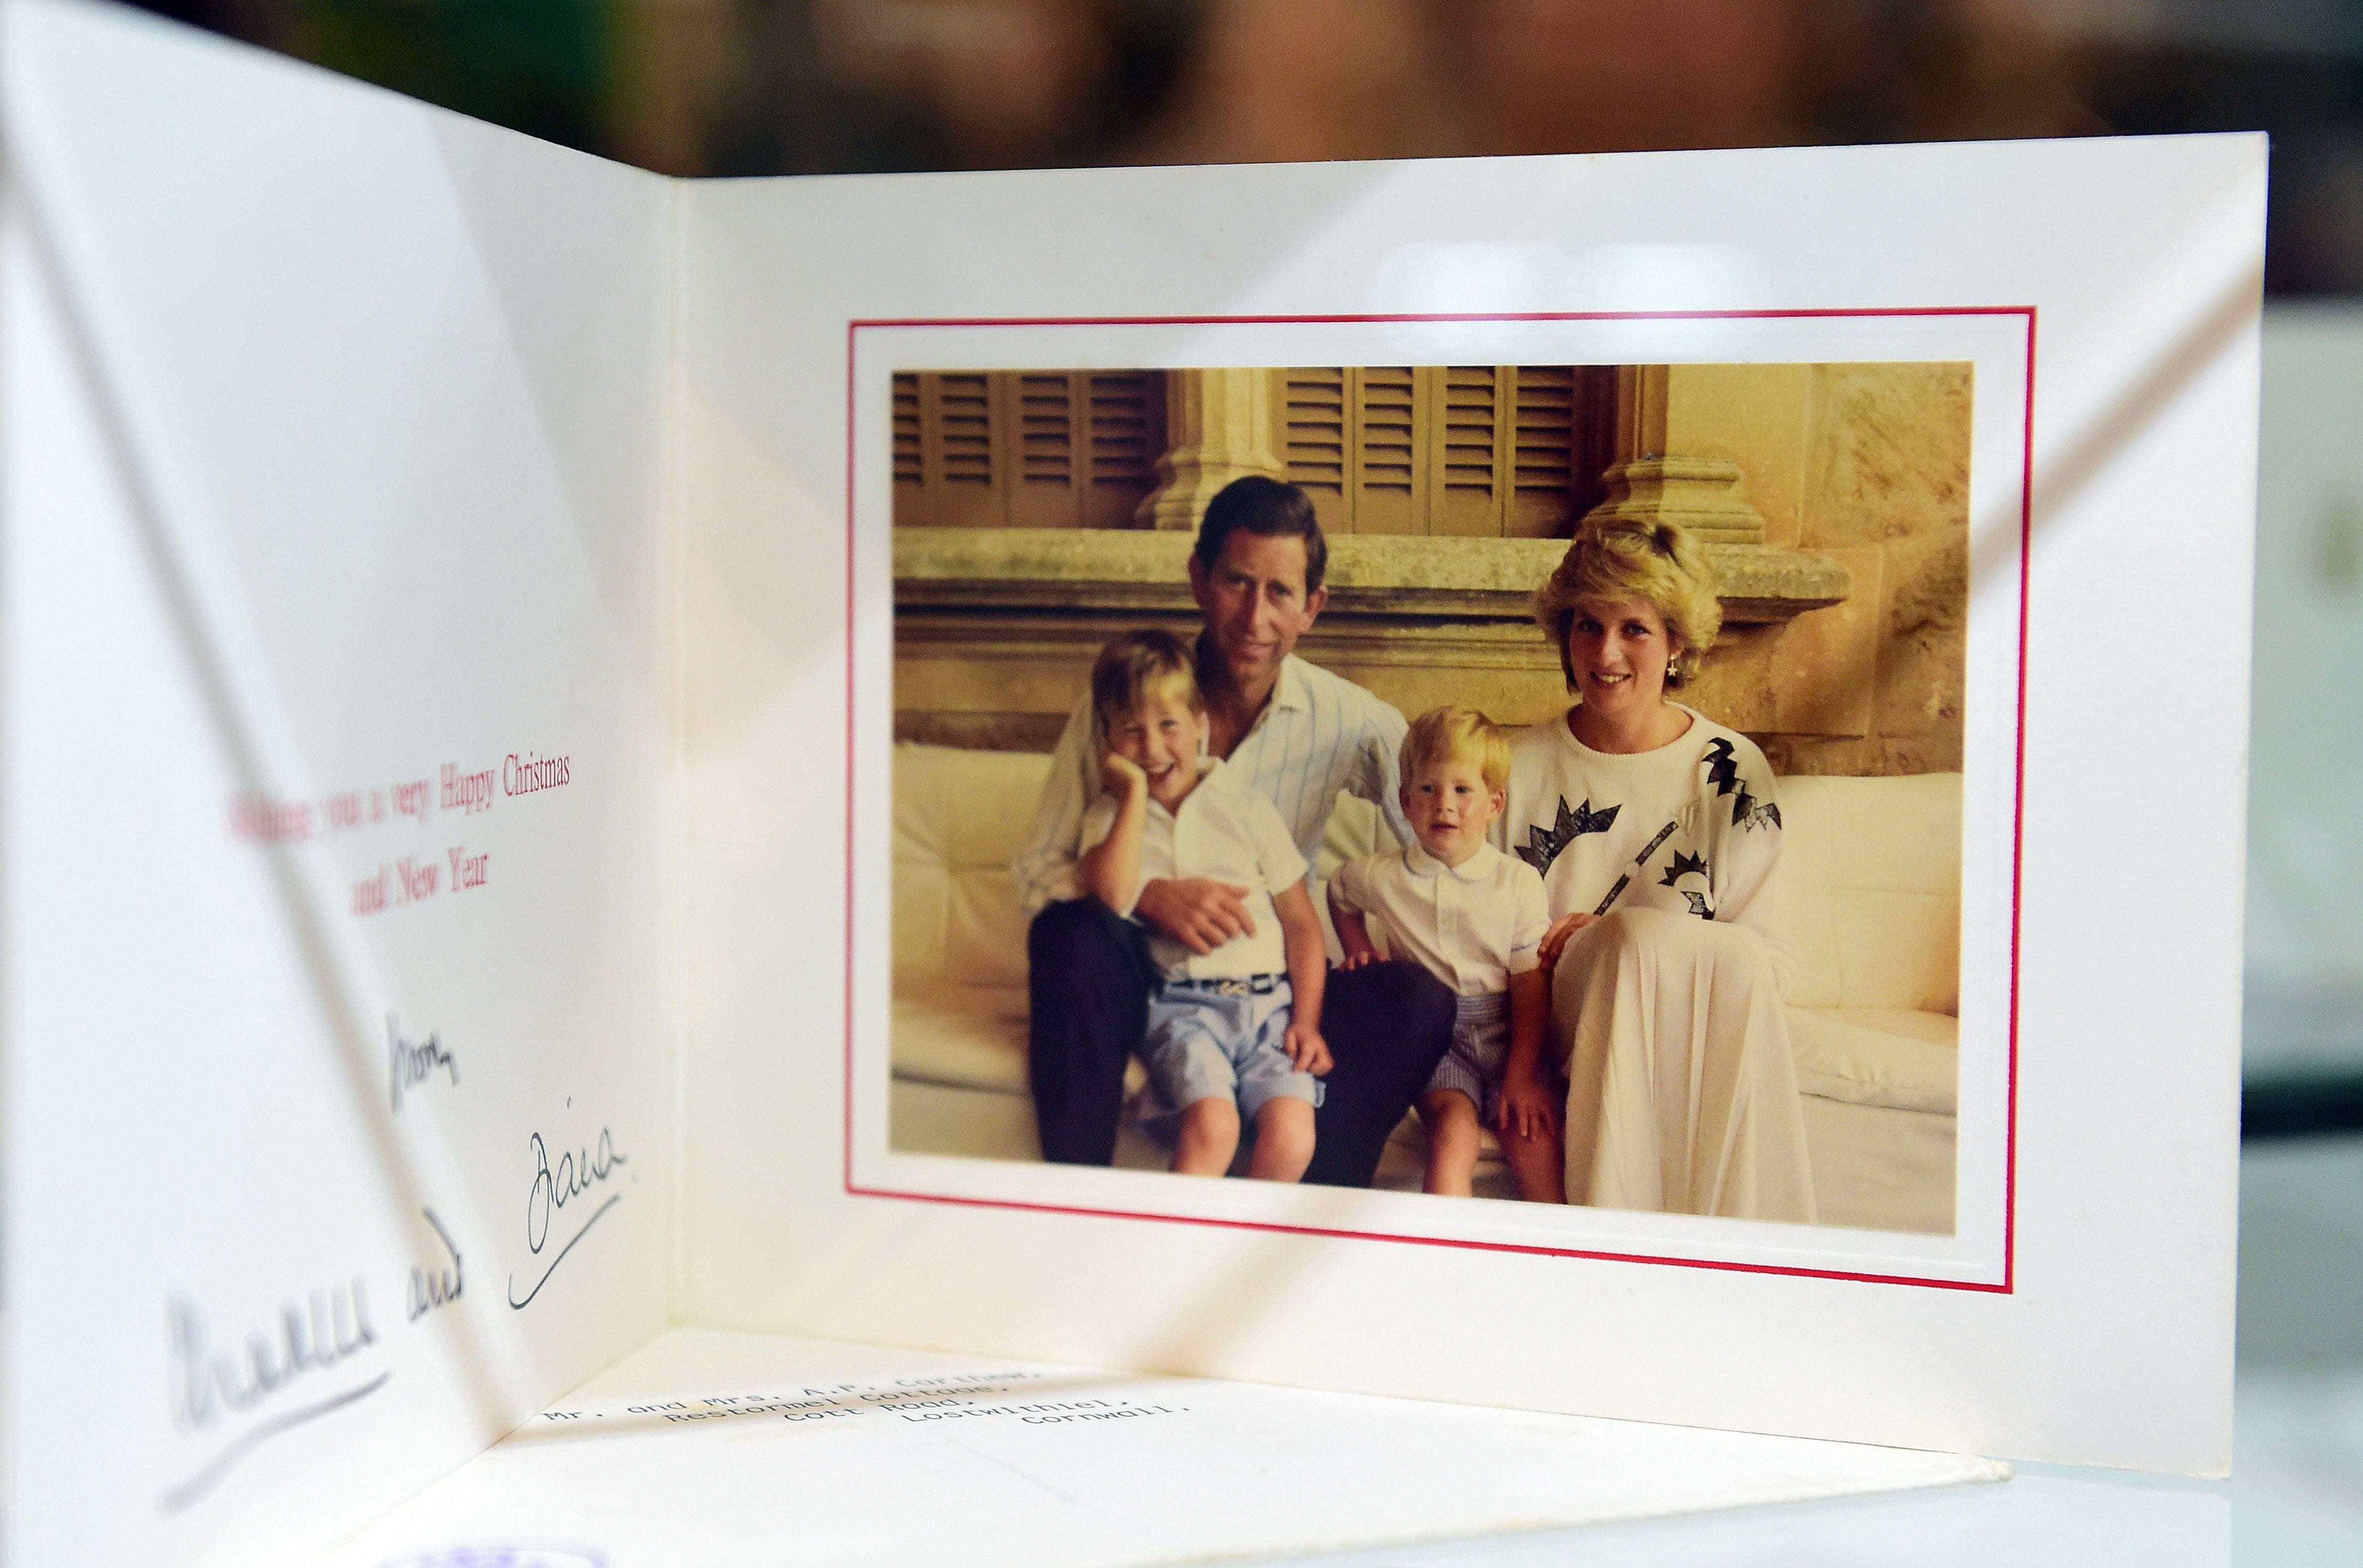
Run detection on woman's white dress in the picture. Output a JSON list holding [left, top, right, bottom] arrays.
[[1499, 706, 1816, 1221]]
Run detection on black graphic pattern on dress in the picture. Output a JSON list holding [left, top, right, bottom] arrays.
[[1594, 820, 1683, 916], [1682, 890, 1716, 919], [1703, 738, 1742, 797], [1705, 738, 1781, 830], [1659, 849, 1709, 887], [1515, 796, 1620, 877]]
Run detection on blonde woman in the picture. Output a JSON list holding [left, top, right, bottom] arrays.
[[1501, 516, 1816, 1221]]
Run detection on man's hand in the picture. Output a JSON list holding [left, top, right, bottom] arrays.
[[1335, 943, 1381, 970], [1099, 750, 1147, 799], [1536, 910, 1599, 974], [1496, 1067, 1562, 1143], [1134, 877, 1255, 955], [1283, 1021, 1332, 1076]]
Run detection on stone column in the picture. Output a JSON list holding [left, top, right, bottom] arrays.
[[1132, 368, 1285, 530], [1582, 364, 1770, 546]]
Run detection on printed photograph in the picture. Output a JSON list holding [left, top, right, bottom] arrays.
[[887, 362, 1969, 1235]]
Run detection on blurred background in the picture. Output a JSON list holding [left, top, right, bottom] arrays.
[[120, 0, 2363, 1555], [113, 0, 2363, 294]]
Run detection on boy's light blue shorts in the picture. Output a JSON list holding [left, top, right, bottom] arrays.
[[1142, 975, 1323, 1123], [1425, 988, 1511, 1120]]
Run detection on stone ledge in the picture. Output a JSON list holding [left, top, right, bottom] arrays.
[[894, 528, 1849, 625]]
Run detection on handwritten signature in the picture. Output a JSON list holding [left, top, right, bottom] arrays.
[[408, 1209, 464, 1323], [508, 1126, 626, 1310], [169, 1281, 377, 1430], [389, 1015, 459, 1113], [160, 1281, 388, 1511]]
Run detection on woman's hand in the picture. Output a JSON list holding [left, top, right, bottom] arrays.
[[1536, 911, 1599, 974], [1496, 1067, 1562, 1144], [1335, 942, 1381, 971]]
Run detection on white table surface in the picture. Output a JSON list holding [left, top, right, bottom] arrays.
[[1286, 1137, 2363, 1567]]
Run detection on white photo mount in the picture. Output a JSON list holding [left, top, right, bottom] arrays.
[[846, 306, 2032, 1294], [2, 1, 2260, 1564]]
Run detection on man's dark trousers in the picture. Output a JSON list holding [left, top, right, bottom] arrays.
[[1026, 898, 1456, 1187]]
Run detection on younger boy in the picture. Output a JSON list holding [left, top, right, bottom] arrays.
[[1329, 706, 1559, 1201], [1076, 630, 1332, 1180]]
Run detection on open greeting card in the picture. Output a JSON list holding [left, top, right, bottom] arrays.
[[2, 1, 2263, 1563]]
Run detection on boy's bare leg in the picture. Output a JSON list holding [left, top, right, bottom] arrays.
[[1417, 1089, 1482, 1196], [1501, 1120, 1565, 1204], [1246, 1099, 1315, 1183], [1173, 1097, 1241, 1175]]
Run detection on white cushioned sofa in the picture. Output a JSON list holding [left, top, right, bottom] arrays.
[[890, 743, 1961, 1234]]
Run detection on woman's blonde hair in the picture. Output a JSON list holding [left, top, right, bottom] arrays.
[[1531, 515, 1721, 688], [1400, 706, 1512, 795]]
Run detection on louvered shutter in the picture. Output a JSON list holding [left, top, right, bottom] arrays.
[[1007, 373, 1074, 527], [1082, 372, 1162, 528], [1284, 368, 1350, 537], [1352, 367, 1420, 534], [892, 372, 926, 519], [892, 370, 1162, 528], [1509, 365, 1576, 537], [1429, 366, 1505, 536]]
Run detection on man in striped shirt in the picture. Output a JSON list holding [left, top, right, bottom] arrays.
[[1013, 477, 1457, 1186]]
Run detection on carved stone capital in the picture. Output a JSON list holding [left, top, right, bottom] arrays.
[[1133, 368, 1284, 530], [1583, 455, 1768, 546]]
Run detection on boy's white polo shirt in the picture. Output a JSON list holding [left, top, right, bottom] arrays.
[[1330, 840, 1549, 997], [1079, 759, 1309, 981]]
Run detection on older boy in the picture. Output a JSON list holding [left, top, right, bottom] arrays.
[[1078, 631, 1330, 1179]]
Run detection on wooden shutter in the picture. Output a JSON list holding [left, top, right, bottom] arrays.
[[1081, 372, 1163, 529], [1428, 366, 1506, 537], [1509, 365, 1577, 537], [1352, 367, 1420, 534], [893, 370, 1163, 528], [1284, 368, 1351, 537], [1007, 373, 1075, 527], [1283, 366, 1425, 535], [892, 372, 926, 518], [1288, 365, 1525, 536]]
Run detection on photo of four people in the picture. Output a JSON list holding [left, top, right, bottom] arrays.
[[888, 361, 1969, 1235]]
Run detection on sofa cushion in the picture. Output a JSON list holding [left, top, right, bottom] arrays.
[[1778, 772, 1961, 1014], [1788, 1006, 1958, 1115], [893, 744, 1962, 1028], [893, 981, 1031, 1093], [894, 745, 1053, 988], [893, 980, 1145, 1097]]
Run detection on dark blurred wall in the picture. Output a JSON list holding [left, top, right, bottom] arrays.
[[132, 0, 2363, 295]]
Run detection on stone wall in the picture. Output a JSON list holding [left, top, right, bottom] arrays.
[[1664, 362, 1972, 776], [892, 361, 1970, 777]]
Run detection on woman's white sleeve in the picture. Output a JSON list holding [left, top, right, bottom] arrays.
[[1714, 774, 1800, 998]]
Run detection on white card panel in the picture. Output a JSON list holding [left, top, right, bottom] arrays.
[[679, 133, 2258, 1474], [2, 2, 678, 1560]]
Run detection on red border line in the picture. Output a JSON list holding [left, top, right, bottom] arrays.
[[848, 309, 2031, 1293], [852, 307, 2035, 329], [843, 319, 861, 1196], [2003, 308, 2037, 1294]]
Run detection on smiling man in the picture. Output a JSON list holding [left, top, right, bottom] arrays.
[[1013, 476, 1457, 1186]]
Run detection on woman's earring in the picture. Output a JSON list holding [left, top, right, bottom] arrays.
[[1665, 658, 1680, 685]]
